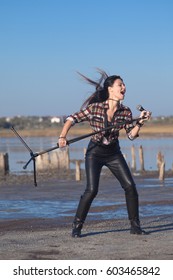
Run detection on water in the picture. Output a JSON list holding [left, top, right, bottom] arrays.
[[1, 136, 173, 173], [1, 136, 173, 221], [0, 199, 173, 220]]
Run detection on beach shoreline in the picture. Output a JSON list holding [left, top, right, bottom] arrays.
[[0, 172, 173, 260]]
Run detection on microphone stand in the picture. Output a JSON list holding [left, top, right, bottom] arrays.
[[11, 117, 143, 186], [11, 126, 37, 186]]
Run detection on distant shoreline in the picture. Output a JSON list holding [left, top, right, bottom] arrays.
[[1, 123, 173, 138]]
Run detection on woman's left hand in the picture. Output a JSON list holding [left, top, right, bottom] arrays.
[[139, 110, 152, 124]]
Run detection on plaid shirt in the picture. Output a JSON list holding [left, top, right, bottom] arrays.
[[66, 101, 136, 144]]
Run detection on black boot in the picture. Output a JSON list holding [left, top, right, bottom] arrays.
[[71, 218, 83, 238], [126, 195, 148, 235], [130, 219, 147, 235]]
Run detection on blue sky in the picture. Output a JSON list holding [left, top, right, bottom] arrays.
[[0, 0, 172, 117]]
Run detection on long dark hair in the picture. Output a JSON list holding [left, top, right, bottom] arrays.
[[77, 69, 123, 109]]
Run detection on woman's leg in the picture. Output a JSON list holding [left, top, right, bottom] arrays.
[[106, 154, 147, 234], [72, 155, 103, 237]]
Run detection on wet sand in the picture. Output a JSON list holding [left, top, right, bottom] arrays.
[[0, 170, 173, 260]]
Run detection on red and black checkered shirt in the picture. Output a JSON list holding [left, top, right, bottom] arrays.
[[66, 101, 136, 144]]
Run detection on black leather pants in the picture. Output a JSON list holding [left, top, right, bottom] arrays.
[[73, 140, 139, 224]]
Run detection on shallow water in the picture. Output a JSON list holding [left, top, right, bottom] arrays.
[[1, 136, 173, 173], [0, 175, 173, 220], [0, 198, 173, 220], [1, 136, 173, 221]]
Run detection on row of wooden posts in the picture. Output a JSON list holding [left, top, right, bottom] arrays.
[[0, 145, 166, 181], [130, 145, 165, 180]]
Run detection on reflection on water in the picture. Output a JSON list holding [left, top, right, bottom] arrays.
[[1, 136, 173, 172], [88, 205, 173, 220], [137, 177, 173, 188], [0, 199, 173, 220]]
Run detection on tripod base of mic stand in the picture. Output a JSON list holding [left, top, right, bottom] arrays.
[[23, 155, 37, 187]]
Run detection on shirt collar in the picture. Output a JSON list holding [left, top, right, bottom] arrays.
[[104, 100, 123, 110]]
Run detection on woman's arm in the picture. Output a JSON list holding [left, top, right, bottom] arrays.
[[128, 110, 152, 140], [58, 119, 73, 148], [58, 105, 92, 147]]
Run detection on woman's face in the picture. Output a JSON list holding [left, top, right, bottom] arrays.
[[109, 79, 126, 101]]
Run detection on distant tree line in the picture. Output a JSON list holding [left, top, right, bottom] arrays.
[[0, 115, 173, 130], [0, 116, 66, 130], [151, 116, 173, 124]]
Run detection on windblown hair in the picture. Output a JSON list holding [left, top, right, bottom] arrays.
[[77, 68, 123, 109]]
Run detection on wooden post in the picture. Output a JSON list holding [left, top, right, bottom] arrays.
[[50, 151, 59, 169], [0, 152, 9, 175], [159, 161, 165, 181], [70, 159, 84, 181], [157, 151, 164, 170], [139, 145, 145, 172], [36, 147, 70, 171], [4, 153, 9, 174], [75, 160, 81, 181], [56, 147, 70, 170], [157, 152, 165, 180], [36, 153, 50, 170], [131, 145, 136, 171]]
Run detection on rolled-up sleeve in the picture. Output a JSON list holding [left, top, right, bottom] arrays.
[[66, 106, 91, 125], [124, 111, 139, 141]]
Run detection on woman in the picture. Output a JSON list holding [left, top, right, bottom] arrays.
[[58, 69, 151, 237]]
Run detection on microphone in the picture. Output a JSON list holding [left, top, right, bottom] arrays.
[[136, 104, 146, 112], [136, 104, 149, 122]]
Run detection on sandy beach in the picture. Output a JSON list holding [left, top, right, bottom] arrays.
[[0, 170, 173, 260]]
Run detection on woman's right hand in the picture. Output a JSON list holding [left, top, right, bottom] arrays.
[[57, 120, 73, 147], [58, 137, 67, 148]]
